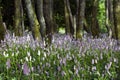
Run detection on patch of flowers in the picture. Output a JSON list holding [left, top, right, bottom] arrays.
[[0, 33, 120, 79]]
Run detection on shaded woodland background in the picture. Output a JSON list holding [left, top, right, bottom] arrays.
[[0, 0, 120, 43]]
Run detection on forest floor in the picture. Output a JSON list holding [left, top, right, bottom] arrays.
[[0, 32, 120, 79]]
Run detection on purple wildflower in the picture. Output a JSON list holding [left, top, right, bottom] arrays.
[[61, 71, 66, 76], [6, 59, 11, 69], [23, 62, 30, 75]]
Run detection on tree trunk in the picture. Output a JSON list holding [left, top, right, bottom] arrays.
[[76, 0, 86, 39], [14, 0, 24, 36], [0, 8, 6, 42], [50, 0, 53, 33], [43, 0, 53, 44], [113, 0, 120, 40], [64, 0, 70, 34], [21, 1, 24, 35], [35, 0, 46, 40], [64, 0, 74, 35], [105, 0, 115, 38], [24, 0, 41, 41], [91, 0, 99, 38]]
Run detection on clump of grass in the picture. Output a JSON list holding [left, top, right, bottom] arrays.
[[0, 33, 120, 80]]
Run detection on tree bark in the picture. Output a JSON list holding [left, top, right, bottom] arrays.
[[91, 0, 99, 38], [14, 0, 24, 36], [76, 0, 86, 39], [43, 0, 53, 44], [35, 0, 46, 40], [64, 0, 74, 35], [105, 0, 115, 38], [113, 0, 120, 40], [0, 8, 6, 42], [24, 0, 41, 41], [64, 0, 70, 34]]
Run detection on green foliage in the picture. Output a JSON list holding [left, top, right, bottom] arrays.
[[86, 0, 107, 33], [54, 0, 65, 28], [54, 13, 65, 28], [59, 27, 65, 34], [98, 0, 107, 33]]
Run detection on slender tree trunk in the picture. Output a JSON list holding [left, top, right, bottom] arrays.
[[49, 0, 56, 34], [43, 0, 53, 44], [0, 8, 6, 42], [85, 0, 93, 35], [109, 0, 115, 39], [73, 15, 76, 38], [105, 0, 115, 38], [49, 0, 58, 33], [24, 0, 41, 41], [64, 0, 70, 34], [113, 0, 120, 40], [91, 0, 99, 38], [64, 0, 74, 35], [14, 0, 24, 36], [21, 1, 24, 35], [35, 0, 46, 40], [66, 0, 74, 35], [105, 0, 111, 38], [76, 0, 86, 39]]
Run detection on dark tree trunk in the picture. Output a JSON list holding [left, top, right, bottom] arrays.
[[43, 0, 53, 44], [24, 0, 41, 41], [113, 0, 120, 40], [64, 0, 70, 34], [76, 0, 86, 39], [0, 8, 6, 42], [35, 0, 46, 40], [64, 0, 74, 35], [105, 0, 115, 38], [14, 0, 24, 36], [91, 0, 99, 38]]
